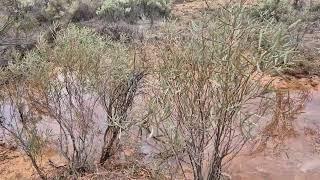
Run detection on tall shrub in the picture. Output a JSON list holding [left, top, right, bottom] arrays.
[[147, 2, 296, 179]]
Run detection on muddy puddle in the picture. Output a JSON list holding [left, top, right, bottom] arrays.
[[1, 78, 320, 180], [138, 85, 320, 179], [228, 88, 320, 180]]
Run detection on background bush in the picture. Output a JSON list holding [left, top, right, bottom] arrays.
[[97, 0, 171, 23]]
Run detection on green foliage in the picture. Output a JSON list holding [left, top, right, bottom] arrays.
[[255, 20, 297, 70], [148, 3, 297, 179], [15, 25, 134, 85], [44, 0, 78, 20], [0, 25, 144, 176], [248, 0, 316, 62], [250, 0, 320, 23], [97, 0, 171, 23], [12, 0, 97, 24], [250, 0, 291, 21], [0, 0, 309, 179]]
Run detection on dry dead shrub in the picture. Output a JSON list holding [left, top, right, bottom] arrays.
[[251, 90, 311, 154]]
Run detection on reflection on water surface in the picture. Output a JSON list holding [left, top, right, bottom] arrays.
[[229, 89, 320, 180]]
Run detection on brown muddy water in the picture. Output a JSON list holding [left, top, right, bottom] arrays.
[[139, 87, 320, 180], [40, 88, 320, 180], [229, 89, 320, 180]]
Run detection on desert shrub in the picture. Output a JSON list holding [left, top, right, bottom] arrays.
[[45, 0, 98, 22], [250, 0, 320, 26], [96, 0, 171, 24], [0, 60, 49, 179], [0, 0, 39, 33], [146, 2, 296, 179], [12, 0, 98, 24], [250, 0, 292, 21], [249, 0, 318, 31], [250, 0, 320, 75], [0, 0, 39, 68], [1, 0, 98, 68], [249, 0, 319, 54], [0, 25, 145, 177], [71, 1, 97, 22], [309, 3, 320, 12], [96, 22, 144, 42]]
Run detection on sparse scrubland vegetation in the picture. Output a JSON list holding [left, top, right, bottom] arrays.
[[97, 0, 171, 23], [0, 0, 320, 179]]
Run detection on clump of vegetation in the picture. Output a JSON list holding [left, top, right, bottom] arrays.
[[97, 0, 171, 24], [250, 0, 320, 76], [0, 0, 316, 179], [250, 0, 292, 22], [4, 0, 98, 25], [146, 2, 296, 179], [251, 0, 311, 21], [0, 25, 145, 178], [44, 0, 98, 22], [0, 0, 103, 70]]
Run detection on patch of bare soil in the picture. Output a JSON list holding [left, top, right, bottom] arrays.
[[261, 74, 320, 90], [0, 145, 35, 180], [172, 0, 207, 21], [0, 142, 155, 180], [0, 143, 64, 180], [171, 0, 257, 22]]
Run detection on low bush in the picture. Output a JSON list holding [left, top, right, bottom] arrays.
[[250, 0, 292, 22], [0, 25, 145, 178], [96, 0, 171, 24], [44, 0, 97, 22], [249, 0, 320, 76], [250, 0, 320, 27], [14, 0, 98, 23]]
